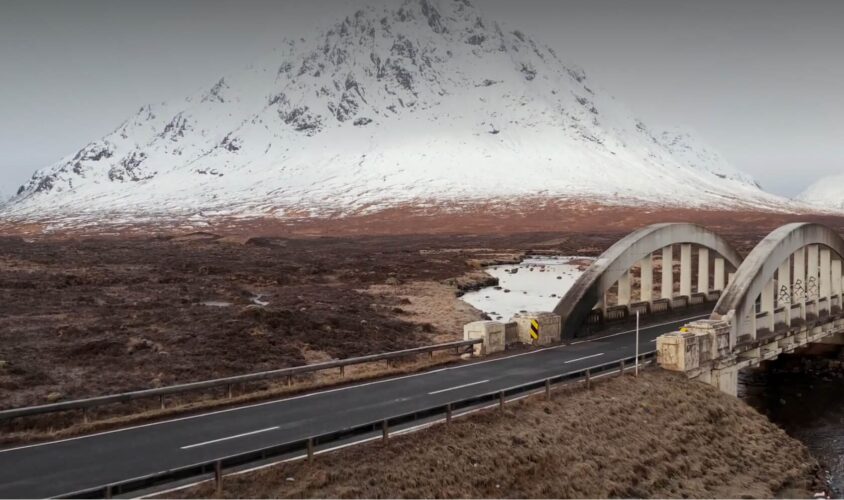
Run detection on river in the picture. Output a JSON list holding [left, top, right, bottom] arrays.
[[459, 255, 592, 322], [742, 365, 844, 496]]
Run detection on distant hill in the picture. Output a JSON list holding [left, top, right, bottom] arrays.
[[798, 174, 844, 210]]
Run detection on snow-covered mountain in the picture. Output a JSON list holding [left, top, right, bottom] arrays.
[[798, 174, 844, 209], [2, 0, 788, 227]]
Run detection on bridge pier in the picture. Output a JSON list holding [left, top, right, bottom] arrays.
[[761, 279, 775, 335], [703, 365, 739, 397], [714, 257, 725, 291], [697, 247, 709, 294], [639, 255, 653, 302], [680, 243, 693, 298], [618, 271, 631, 306], [808, 244, 819, 298], [662, 246, 674, 299], [821, 247, 832, 304], [794, 247, 807, 319], [778, 259, 791, 327]]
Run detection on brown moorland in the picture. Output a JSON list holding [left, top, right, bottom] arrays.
[[0, 230, 622, 411], [2, 205, 843, 412]]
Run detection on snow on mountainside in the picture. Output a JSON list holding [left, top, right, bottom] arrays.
[[798, 174, 844, 209], [657, 128, 759, 188], [2, 0, 789, 226]]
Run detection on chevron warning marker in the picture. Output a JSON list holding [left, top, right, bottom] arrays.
[[530, 319, 540, 340]]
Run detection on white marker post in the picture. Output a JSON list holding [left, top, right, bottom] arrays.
[[635, 310, 640, 377]]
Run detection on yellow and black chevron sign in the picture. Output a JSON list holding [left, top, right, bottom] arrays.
[[530, 319, 540, 340]]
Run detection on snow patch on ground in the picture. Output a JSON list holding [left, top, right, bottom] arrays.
[[461, 256, 593, 322]]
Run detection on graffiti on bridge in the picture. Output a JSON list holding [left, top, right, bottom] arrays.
[[777, 277, 818, 305]]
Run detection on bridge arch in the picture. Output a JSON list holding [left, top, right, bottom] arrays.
[[554, 223, 743, 339], [712, 223, 844, 347]]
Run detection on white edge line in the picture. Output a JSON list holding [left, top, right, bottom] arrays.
[[0, 313, 693, 454], [427, 379, 489, 395], [140, 362, 652, 500], [0, 339, 573, 453], [141, 389, 549, 498], [564, 353, 604, 364], [568, 313, 710, 344], [180, 427, 280, 450]]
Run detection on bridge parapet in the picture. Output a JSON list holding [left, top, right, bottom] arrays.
[[463, 312, 562, 355], [658, 223, 844, 396], [554, 223, 743, 339], [657, 319, 731, 373], [659, 313, 844, 395], [712, 223, 844, 348]]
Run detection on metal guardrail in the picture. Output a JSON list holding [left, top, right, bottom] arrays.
[[61, 351, 656, 499], [0, 339, 481, 423]]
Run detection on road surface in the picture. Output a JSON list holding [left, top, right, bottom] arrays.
[[0, 314, 706, 498]]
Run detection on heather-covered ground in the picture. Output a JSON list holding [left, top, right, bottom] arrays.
[[5, 207, 843, 410], [0, 231, 621, 410]]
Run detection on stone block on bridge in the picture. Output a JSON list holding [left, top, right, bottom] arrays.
[[670, 296, 690, 310], [629, 301, 649, 316], [684, 319, 731, 359], [513, 312, 561, 346], [656, 331, 699, 372], [504, 321, 519, 346], [463, 321, 506, 356], [650, 298, 670, 314]]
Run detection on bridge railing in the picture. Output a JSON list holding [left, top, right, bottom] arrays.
[[806, 299, 818, 322], [774, 307, 787, 334], [755, 311, 771, 338], [0, 339, 481, 424], [789, 304, 804, 327], [59, 351, 656, 499], [819, 298, 830, 321]]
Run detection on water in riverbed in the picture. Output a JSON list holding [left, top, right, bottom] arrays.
[[742, 369, 844, 495], [459, 256, 593, 322]]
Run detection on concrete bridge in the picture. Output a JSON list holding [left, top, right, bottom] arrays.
[[469, 222, 747, 350], [553, 222, 744, 339], [554, 221, 844, 396], [656, 222, 844, 395], [468, 222, 844, 396]]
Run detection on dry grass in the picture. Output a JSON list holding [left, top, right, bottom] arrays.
[[0, 352, 465, 446], [172, 370, 824, 499], [365, 280, 485, 343]]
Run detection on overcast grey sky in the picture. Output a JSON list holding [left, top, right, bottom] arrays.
[[1, 0, 842, 198]]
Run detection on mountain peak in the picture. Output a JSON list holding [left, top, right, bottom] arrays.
[[2, 0, 783, 227]]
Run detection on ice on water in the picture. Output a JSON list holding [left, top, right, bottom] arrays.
[[460, 256, 593, 322]]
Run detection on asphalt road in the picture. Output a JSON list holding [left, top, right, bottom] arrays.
[[0, 314, 707, 498]]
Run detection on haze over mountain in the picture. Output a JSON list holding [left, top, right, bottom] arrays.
[[1, 0, 795, 227], [799, 175, 844, 210]]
